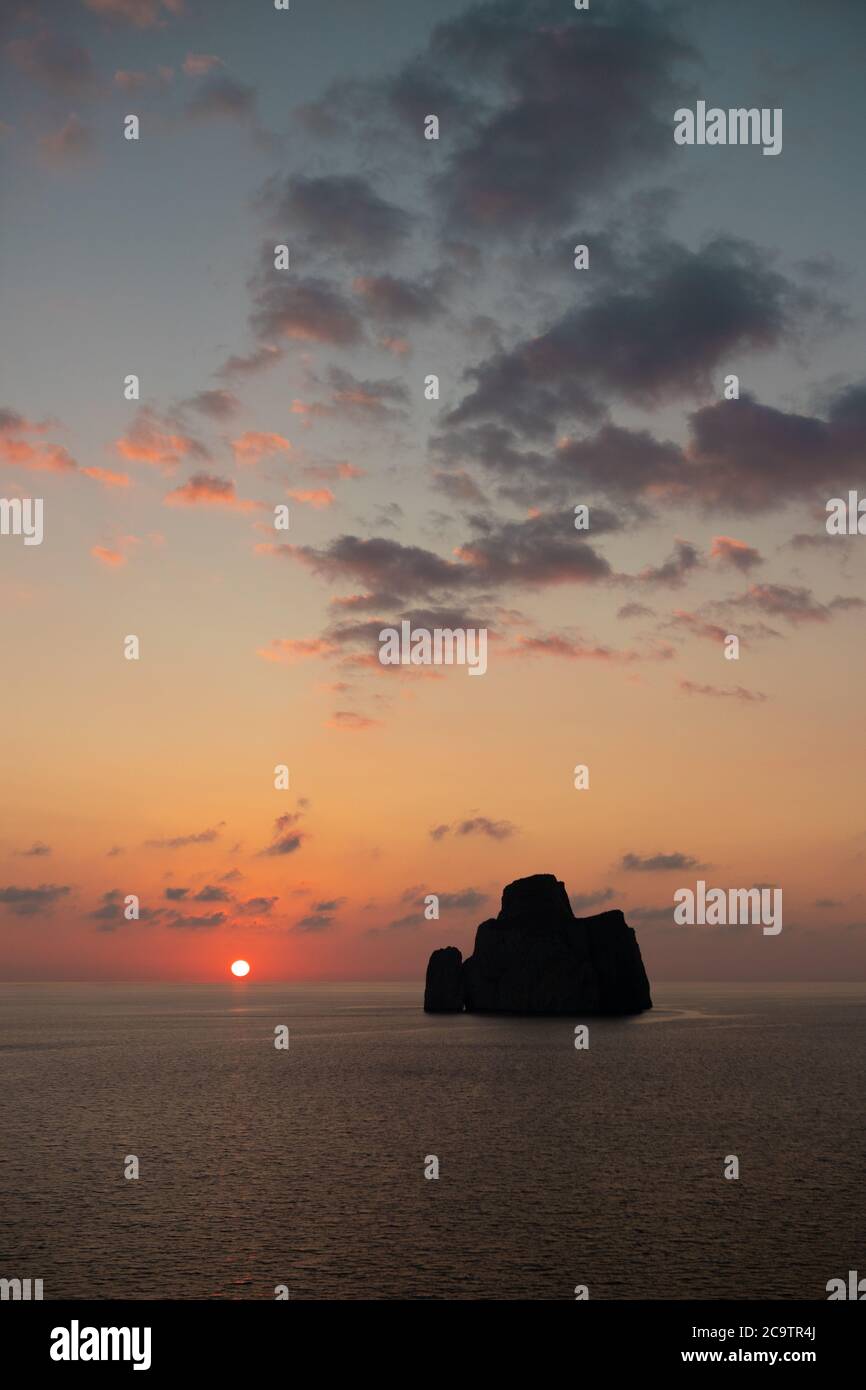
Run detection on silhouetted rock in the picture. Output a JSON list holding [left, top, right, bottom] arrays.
[[424, 945, 465, 1012], [425, 874, 652, 1016]]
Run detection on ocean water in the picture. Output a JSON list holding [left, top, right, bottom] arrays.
[[1, 982, 864, 1301]]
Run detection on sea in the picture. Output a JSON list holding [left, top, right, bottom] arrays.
[[1, 982, 864, 1301]]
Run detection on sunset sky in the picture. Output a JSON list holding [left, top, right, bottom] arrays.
[[2, 0, 865, 982]]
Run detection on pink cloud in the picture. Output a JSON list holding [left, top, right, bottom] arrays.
[[183, 54, 224, 77], [231, 431, 291, 465], [81, 466, 131, 488], [115, 411, 208, 471], [164, 473, 259, 511], [90, 545, 127, 568], [287, 488, 334, 509], [256, 638, 337, 664]]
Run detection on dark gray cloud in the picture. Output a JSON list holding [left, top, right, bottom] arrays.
[[353, 272, 443, 325], [432, 817, 517, 841], [683, 385, 866, 512], [145, 825, 222, 850], [294, 912, 335, 933], [282, 510, 613, 605], [637, 539, 703, 588], [437, 888, 487, 910], [235, 896, 278, 916], [6, 33, 96, 94], [186, 75, 257, 123], [427, 0, 694, 236], [0, 883, 70, 916], [194, 885, 232, 903], [447, 238, 808, 437], [250, 274, 362, 347], [727, 583, 864, 625], [620, 852, 701, 873], [166, 911, 226, 930], [260, 812, 307, 857], [257, 174, 412, 263], [570, 887, 616, 912], [181, 389, 240, 419]]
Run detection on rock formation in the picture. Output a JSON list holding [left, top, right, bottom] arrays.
[[424, 873, 652, 1016]]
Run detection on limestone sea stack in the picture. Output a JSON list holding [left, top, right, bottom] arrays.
[[424, 873, 652, 1016]]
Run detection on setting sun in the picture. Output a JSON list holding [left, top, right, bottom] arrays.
[[230, 960, 250, 978]]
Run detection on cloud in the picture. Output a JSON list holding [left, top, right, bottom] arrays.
[[620, 852, 702, 872], [145, 825, 222, 849], [217, 345, 284, 379], [91, 545, 126, 567], [286, 489, 334, 509], [278, 511, 613, 609], [193, 885, 232, 903], [164, 887, 188, 900], [437, 889, 487, 911], [83, 0, 184, 27], [432, 817, 516, 841], [182, 389, 240, 420], [183, 54, 224, 78], [91, 889, 161, 930], [683, 385, 866, 513], [325, 710, 380, 731], [256, 637, 336, 664], [113, 67, 173, 92], [618, 602, 654, 620], [185, 75, 256, 124], [0, 411, 76, 472], [115, 409, 208, 470], [637, 539, 703, 587], [423, 0, 693, 237], [0, 884, 71, 916], [235, 896, 278, 916], [6, 35, 96, 94], [82, 466, 131, 488], [250, 275, 363, 347], [293, 367, 409, 423], [294, 912, 335, 933], [256, 174, 412, 263], [39, 114, 95, 168], [570, 887, 616, 912], [231, 431, 291, 465], [164, 473, 260, 511], [446, 238, 808, 438], [666, 610, 731, 645], [17, 842, 51, 857], [679, 680, 768, 703], [729, 583, 864, 626], [260, 813, 306, 857], [710, 536, 763, 571], [352, 274, 443, 325], [166, 911, 226, 930]]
